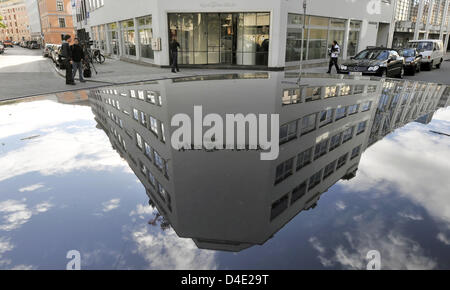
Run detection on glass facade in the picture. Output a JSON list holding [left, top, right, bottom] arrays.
[[168, 12, 270, 66], [138, 16, 154, 59], [121, 19, 136, 57], [286, 14, 361, 62], [108, 22, 120, 56]]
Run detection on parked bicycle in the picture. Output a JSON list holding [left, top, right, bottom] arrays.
[[86, 47, 105, 64]]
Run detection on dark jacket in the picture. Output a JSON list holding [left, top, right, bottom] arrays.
[[70, 44, 85, 62], [169, 40, 180, 53], [61, 41, 72, 60]]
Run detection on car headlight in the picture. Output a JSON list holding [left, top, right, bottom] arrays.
[[340, 65, 347, 70]]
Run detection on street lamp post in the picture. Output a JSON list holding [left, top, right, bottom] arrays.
[[297, 0, 307, 85]]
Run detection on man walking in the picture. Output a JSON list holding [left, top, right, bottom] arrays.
[[170, 37, 180, 73], [71, 38, 86, 83], [61, 35, 75, 85], [327, 40, 341, 74]]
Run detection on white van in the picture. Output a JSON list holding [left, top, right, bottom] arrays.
[[408, 40, 444, 70]]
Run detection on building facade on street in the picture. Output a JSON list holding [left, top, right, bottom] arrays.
[[24, 0, 42, 43], [393, 0, 450, 50], [0, 0, 31, 42], [38, 0, 75, 44], [73, 0, 398, 70]]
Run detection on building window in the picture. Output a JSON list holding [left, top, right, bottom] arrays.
[[133, 108, 139, 121], [337, 153, 348, 169], [361, 101, 372, 112], [140, 112, 147, 127], [319, 109, 334, 127], [121, 19, 136, 57], [58, 17, 66, 28], [136, 132, 143, 149], [357, 121, 367, 135], [351, 145, 362, 160], [154, 150, 166, 174], [146, 91, 156, 104], [314, 139, 329, 160], [335, 107, 347, 121], [305, 87, 321, 102], [138, 16, 154, 59], [291, 181, 307, 204], [56, 0, 64, 12], [280, 121, 297, 144], [144, 142, 152, 160], [148, 171, 156, 187], [347, 104, 359, 115], [150, 116, 158, 135], [329, 132, 343, 151], [275, 158, 294, 185], [324, 86, 337, 99], [323, 160, 337, 179], [342, 126, 354, 143], [296, 147, 313, 170], [270, 194, 289, 221], [301, 113, 317, 135], [308, 170, 322, 190]]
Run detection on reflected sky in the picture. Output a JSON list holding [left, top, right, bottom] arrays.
[[0, 76, 449, 269]]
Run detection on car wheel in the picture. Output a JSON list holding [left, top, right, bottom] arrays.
[[436, 59, 442, 69], [379, 69, 387, 78], [410, 67, 416, 76], [416, 63, 421, 73]]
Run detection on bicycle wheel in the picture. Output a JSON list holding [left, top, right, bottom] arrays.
[[96, 54, 105, 64]]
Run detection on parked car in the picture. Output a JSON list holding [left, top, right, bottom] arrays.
[[29, 41, 40, 49], [50, 45, 60, 63], [3, 40, 13, 47], [397, 48, 422, 75], [339, 47, 405, 78], [408, 39, 444, 70], [43, 44, 53, 57], [0, 42, 4, 54]]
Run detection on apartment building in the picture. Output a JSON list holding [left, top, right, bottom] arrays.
[[73, 0, 396, 70], [0, 0, 30, 42], [393, 0, 450, 49], [85, 72, 450, 252], [38, 0, 75, 44]]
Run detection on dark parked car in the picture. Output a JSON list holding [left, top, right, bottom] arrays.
[[0, 42, 4, 54], [398, 48, 422, 75], [339, 47, 405, 78], [3, 40, 13, 47], [29, 41, 40, 49]]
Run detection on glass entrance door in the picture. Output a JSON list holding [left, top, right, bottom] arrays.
[[220, 14, 237, 64]]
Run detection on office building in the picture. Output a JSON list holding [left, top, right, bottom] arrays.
[[0, 0, 31, 42]]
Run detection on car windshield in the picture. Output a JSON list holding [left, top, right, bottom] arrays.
[[354, 50, 389, 60], [410, 42, 433, 52], [401, 49, 416, 57]]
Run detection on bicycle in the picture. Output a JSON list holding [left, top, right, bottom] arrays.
[[86, 47, 105, 64]]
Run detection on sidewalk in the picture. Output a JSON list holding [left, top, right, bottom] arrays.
[[52, 58, 267, 85]]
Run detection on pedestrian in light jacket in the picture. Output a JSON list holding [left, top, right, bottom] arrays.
[[327, 40, 341, 74]]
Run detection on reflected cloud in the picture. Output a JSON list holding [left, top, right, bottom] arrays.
[[0, 127, 130, 183], [339, 112, 450, 226], [19, 183, 45, 193], [335, 201, 347, 211], [102, 199, 120, 212], [437, 233, 450, 246], [0, 199, 53, 231]]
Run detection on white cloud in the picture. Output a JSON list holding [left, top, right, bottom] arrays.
[[398, 212, 423, 221], [0, 199, 53, 231], [437, 233, 450, 246], [102, 199, 120, 212], [19, 183, 45, 193], [336, 201, 347, 211]]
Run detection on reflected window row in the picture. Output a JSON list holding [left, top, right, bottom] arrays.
[[280, 101, 372, 145], [282, 84, 374, 106], [271, 143, 362, 221], [139, 160, 172, 213], [135, 132, 169, 180], [276, 120, 367, 185], [132, 107, 166, 143]]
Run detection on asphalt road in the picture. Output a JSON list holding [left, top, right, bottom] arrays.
[[0, 46, 106, 100], [403, 59, 450, 85]]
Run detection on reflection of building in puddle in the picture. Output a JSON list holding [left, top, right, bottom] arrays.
[[88, 73, 448, 252]]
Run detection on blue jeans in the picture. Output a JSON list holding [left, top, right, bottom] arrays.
[[72, 61, 84, 81]]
